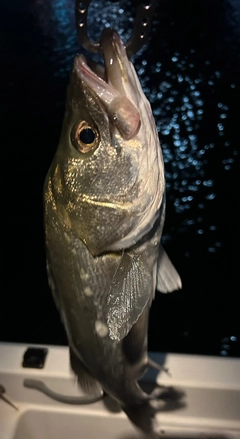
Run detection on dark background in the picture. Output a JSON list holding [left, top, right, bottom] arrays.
[[1, 0, 239, 357]]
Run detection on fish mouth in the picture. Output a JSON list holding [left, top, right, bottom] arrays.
[[75, 29, 140, 140]]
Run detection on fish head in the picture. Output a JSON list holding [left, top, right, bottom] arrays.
[[49, 29, 165, 255]]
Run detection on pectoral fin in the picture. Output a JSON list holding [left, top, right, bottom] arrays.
[[156, 246, 182, 293], [107, 252, 152, 342]]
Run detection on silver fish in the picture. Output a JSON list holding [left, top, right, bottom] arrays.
[[44, 29, 181, 435]]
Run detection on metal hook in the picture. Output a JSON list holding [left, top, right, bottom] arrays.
[[75, 0, 158, 57]]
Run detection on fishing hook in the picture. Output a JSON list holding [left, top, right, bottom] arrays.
[[75, 0, 158, 57]]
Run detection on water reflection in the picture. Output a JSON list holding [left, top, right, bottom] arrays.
[[220, 335, 239, 356]]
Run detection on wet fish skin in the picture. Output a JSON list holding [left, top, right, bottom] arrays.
[[44, 29, 181, 435]]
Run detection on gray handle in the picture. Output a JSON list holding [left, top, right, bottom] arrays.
[[23, 379, 103, 405]]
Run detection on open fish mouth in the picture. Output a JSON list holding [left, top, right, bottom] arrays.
[[75, 29, 141, 140]]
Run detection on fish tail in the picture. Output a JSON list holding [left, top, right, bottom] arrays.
[[123, 381, 185, 436], [121, 381, 162, 438], [123, 399, 161, 438]]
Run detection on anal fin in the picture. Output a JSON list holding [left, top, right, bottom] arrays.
[[70, 348, 102, 397]]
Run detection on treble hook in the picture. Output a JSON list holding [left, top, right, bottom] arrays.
[[75, 0, 158, 58]]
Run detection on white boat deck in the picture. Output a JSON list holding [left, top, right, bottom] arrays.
[[0, 343, 240, 438]]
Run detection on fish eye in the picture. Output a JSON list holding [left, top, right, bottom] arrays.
[[71, 120, 99, 154], [80, 127, 95, 144]]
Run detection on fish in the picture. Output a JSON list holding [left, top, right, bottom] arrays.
[[44, 28, 182, 436]]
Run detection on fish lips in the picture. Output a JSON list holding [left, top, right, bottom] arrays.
[[75, 29, 141, 140]]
